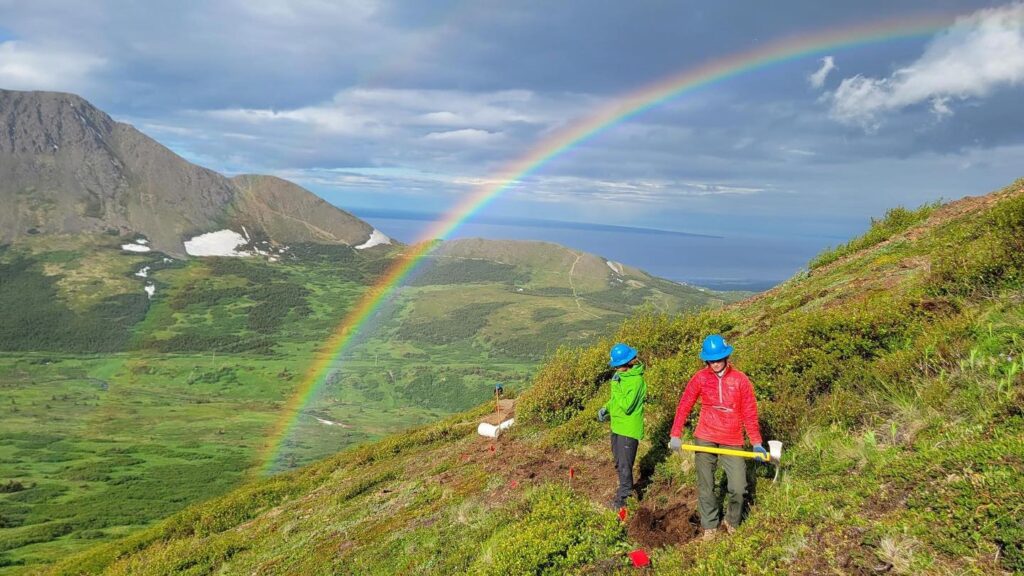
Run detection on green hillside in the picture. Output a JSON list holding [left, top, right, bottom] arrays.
[[29, 180, 1024, 575], [388, 238, 741, 362], [0, 234, 737, 571]]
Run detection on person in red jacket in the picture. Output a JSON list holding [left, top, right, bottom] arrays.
[[668, 334, 767, 539]]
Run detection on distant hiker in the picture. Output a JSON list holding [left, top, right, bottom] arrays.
[[597, 342, 646, 510], [668, 334, 766, 540]]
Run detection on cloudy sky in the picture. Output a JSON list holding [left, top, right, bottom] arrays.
[[1, 0, 1022, 282]]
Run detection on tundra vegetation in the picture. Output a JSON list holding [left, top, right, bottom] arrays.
[[26, 181, 1023, 575], [0, 235, 731, 571]]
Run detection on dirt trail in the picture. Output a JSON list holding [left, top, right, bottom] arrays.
[[567, 250, 602, 319], [462, 436, 612, 503], [460, 433, 702, 548], [568, 252, 583, 307]]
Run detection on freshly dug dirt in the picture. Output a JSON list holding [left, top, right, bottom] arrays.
[[628, 489, 702, 548], [461, 417, 705, 549]]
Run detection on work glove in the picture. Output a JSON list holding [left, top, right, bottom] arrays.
[[668, 437, 682, 453], [753, 444, 769, 462], [597, 407, 609, 422]]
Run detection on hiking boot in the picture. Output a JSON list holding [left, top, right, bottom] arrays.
[[720, 521, 735, 535], [701, 528, 718, 542], [606, 500, 625, 510]]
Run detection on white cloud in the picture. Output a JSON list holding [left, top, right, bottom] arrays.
[[780, 147, 816, 157], [206, 105, 380, 135], [232, 0, 380, 23], [808, 56, 835, 89], [829, 3, 1024, 128], [271, 166, 495, 198], [423, 128, 502, 144], [509, 175, 768, 205], [0, 41, 105, 91], [930, 96, 953, 119], [417, 111, 463, 125], [203, 87, 572, 137]]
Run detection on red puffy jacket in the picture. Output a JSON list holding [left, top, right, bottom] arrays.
[[670, 365, 762, 446]]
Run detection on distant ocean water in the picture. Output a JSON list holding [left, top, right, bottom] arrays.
[[354, 210, 823, 293]]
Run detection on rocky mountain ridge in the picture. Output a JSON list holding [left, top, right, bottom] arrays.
[[0, 89, 381, 258]]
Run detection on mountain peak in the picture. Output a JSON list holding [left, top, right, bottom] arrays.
[[0, 88, 115, 155], [0, 89, 385, 256]]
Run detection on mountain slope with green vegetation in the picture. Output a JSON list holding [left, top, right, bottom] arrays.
[[0, 230, 738, 571], [387, 238, 742, 362], [36, 181, 1023, 575]]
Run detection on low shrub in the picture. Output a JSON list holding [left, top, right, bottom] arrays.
[[0, 480, 26, 494], [928, 192, 1024, 297], [472, 485, 625, 575], [0, 521, 73, 553], [517, 344, 610, 425]]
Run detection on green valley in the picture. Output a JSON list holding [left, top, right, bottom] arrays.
[[0, 231, 738, 571]]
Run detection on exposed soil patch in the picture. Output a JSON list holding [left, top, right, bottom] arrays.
[[463, 436, 615, 504], [615, 480, 703, 549], [461, 425, 703, 549], [628, 496, 701, 549]]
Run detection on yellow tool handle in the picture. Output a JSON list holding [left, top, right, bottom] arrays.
[[681, 444, 770, 462]]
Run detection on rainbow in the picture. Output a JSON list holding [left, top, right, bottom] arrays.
[[260, 12, 956, 473]]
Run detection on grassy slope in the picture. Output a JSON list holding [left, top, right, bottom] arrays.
[[387, 239, 740, 363], [0, 236, 736, 571], [37, 180, 1024, 575]]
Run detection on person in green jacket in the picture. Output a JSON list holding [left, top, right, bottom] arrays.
[[597, 342, 646, 509]]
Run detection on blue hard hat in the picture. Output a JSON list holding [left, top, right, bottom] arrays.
[[699, 334, 733, 361], [609, 343, 638, 367]]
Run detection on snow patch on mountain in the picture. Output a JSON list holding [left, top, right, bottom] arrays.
[[184, 230, 252, 257], [355, 229, 392, 250]]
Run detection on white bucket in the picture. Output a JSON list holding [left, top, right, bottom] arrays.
[[477, 418, 515, 438], [767, 440, 783, 462]]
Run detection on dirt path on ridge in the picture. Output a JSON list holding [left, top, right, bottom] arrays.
[[455, 434, 703, 549], [568, 251, 602, 319]]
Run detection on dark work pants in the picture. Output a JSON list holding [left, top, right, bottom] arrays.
[[610, 432, 639, 507], [694, 437, 747, 529]]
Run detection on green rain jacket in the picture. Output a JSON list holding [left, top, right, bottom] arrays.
[[604, 362, 646, 440]]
